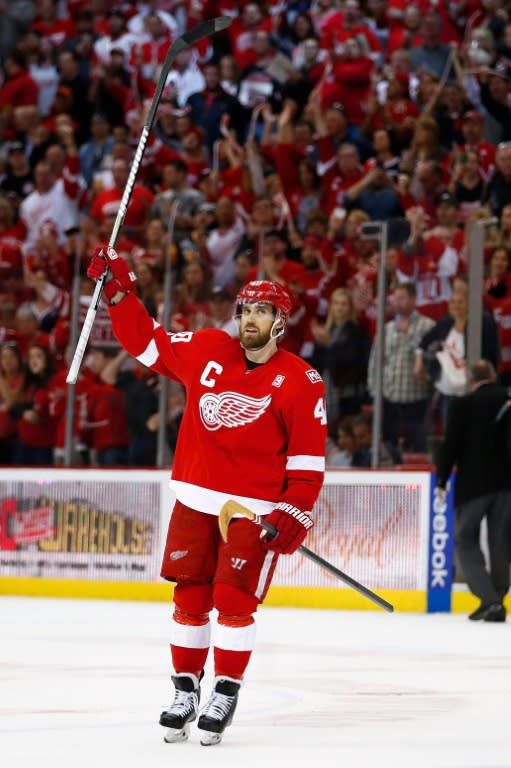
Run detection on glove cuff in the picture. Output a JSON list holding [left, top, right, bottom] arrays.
[[103, 279, 134, 303]]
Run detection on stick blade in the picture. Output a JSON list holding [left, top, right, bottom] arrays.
[[212, 16, 232, 33], [218, 500, 255, 542], [182, 16, 231, 46]]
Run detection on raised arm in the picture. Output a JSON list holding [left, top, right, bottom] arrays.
[[86, 245, 224, 384]]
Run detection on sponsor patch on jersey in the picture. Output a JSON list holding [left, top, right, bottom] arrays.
[[305, 369, 322, 384], [272, 374, 285, 388]]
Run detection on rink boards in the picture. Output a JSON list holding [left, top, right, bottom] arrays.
[[0, 467, 478, 613]]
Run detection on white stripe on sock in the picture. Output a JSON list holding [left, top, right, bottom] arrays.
[[170, 619, 211, 649], [213, 620, 256, 652]]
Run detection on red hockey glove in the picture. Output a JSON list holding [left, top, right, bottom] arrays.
[[86, 246, 137, 302], [262, 503, 314, 555]]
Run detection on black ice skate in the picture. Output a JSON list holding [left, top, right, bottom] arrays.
[[197, 676, 241, 746], [159, 672, 201, 743]]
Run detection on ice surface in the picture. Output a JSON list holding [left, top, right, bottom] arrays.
[[1, 597, 509, 768]]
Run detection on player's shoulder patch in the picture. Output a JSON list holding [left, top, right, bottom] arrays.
[[305, 368, 322, 384]]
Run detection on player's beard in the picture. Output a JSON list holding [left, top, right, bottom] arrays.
[[239, 325, 272, 350]]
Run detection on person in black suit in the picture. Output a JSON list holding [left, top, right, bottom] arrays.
[[436, 359, 511, 622]]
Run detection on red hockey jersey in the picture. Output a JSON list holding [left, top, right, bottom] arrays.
[[109, 294, 327, 517]]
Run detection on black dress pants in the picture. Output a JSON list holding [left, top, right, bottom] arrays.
[[455, 491, 511, 605]]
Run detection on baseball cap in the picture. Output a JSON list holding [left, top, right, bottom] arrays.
[[438, 192, 458, 206], [91, 111, 110, 123], [211, 286, 234, 301], [463, 110, 484, 122], [393, 71, 410, 90], [39, 219, 59, 237], [303, 235, 322, 248], [265, 228, 288, 242], [198, 201, 215, 213], [185, 125, 205, 141], [329, 102, 347, 116], [107, 7, 125, 18], [493, 59, 511, 80], [56, 85, 73, 100]]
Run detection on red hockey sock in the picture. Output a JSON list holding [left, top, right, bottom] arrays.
[[170, 607, 210, 679], [213, 614, 256, 680], [171, 645, 209, 678]]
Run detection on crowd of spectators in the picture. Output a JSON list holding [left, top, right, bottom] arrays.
[[2, 0, 511, 468]]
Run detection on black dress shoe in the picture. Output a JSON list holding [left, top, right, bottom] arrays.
[[468, 602, 506, 621], [468, 603, 489, 621], [482, 603, 506, 623]]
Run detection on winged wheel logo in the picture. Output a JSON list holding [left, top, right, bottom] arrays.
[[199, 391, 272, 431]]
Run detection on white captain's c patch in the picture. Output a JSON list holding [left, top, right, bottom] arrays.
[[199, 391, 272, 431]]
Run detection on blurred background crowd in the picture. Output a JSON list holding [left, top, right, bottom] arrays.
[[1, 0, 511, 468]]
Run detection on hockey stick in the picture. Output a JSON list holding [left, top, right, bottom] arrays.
[[219, 500, 395, 613], [66, 16, 232, 384]]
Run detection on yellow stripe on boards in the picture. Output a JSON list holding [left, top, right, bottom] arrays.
[[0, 578, 423, 612], [4, 580, 508, 614], [0, 577, 174, 602], [265, 586, 424, 612], [452, 591, 511, 614]]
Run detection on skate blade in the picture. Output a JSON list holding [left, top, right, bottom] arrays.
[[164, 724, 190, 743], [200, 731, 223, 746]]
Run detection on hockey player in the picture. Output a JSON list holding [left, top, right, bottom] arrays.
[[87, 247, 327, 746]]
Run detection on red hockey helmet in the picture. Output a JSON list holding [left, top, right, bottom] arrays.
[[235, 280, 293, 320]]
